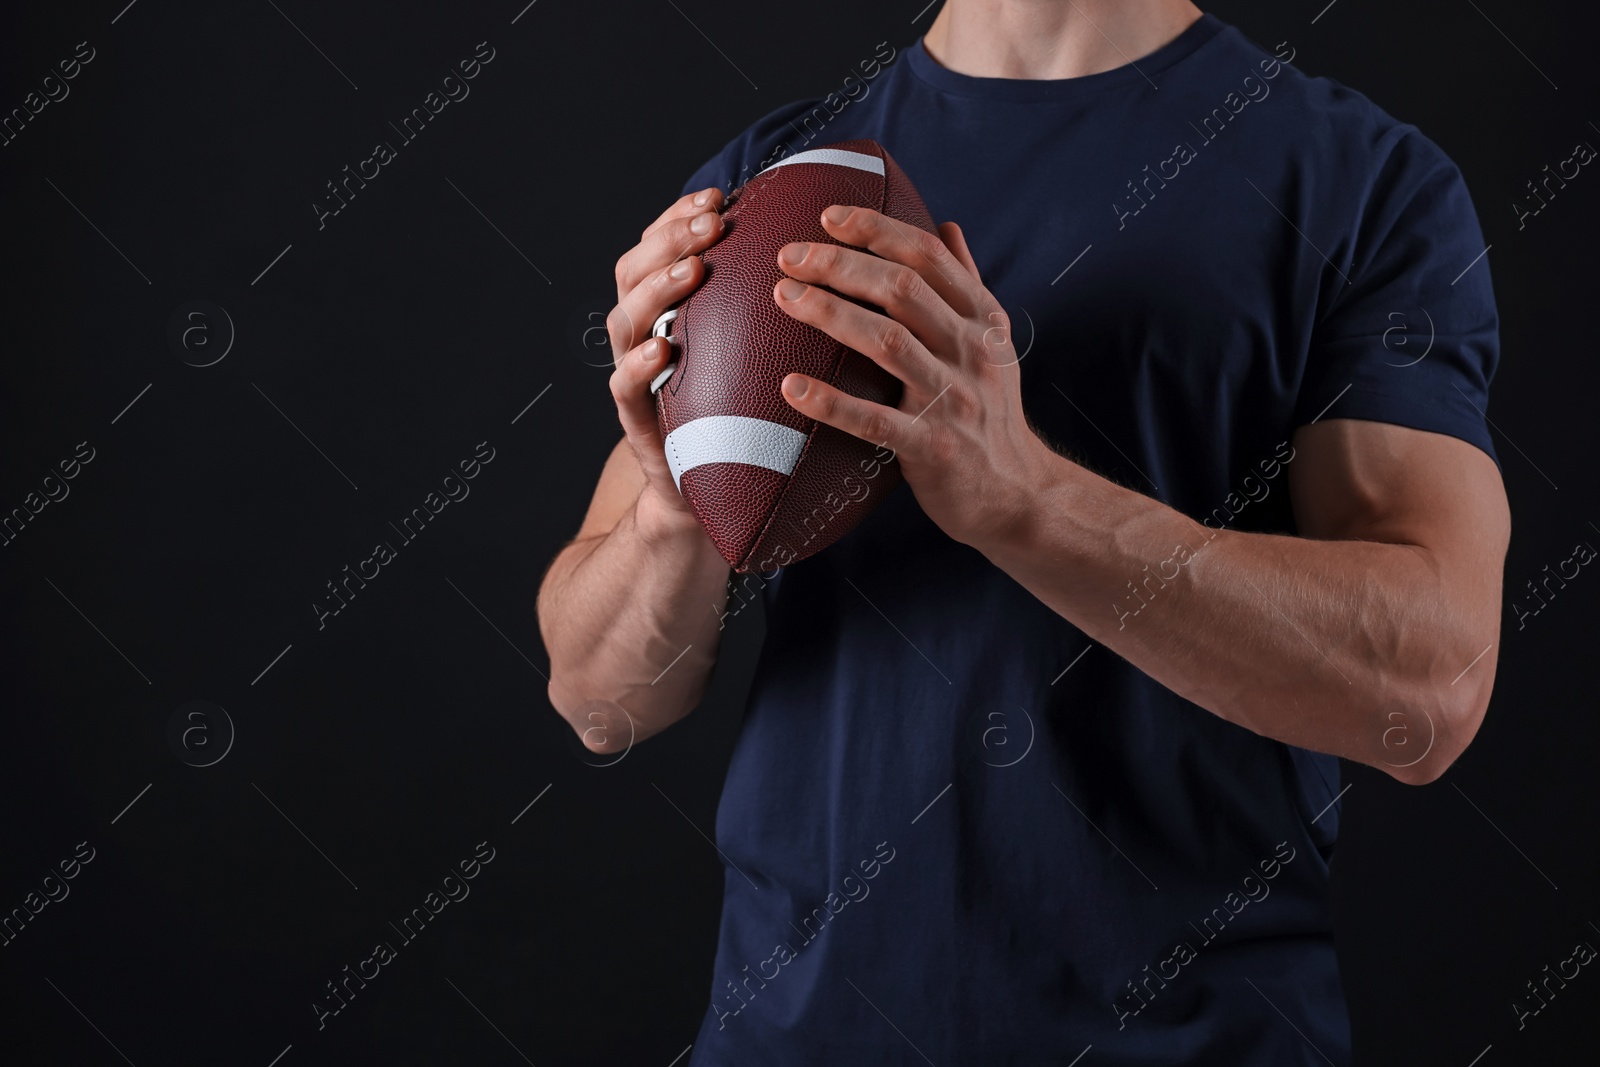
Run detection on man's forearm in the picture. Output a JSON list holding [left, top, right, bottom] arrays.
[[977, 448, 1496, 784], [538, 491, 731, 750]]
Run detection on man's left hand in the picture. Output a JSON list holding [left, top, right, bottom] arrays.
[[773, 205, 1051, 550]]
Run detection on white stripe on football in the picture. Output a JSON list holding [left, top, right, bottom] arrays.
[[758, 148, 886, 176], [663, 415, 810, 490]]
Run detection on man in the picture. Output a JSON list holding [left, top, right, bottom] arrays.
[[537, 0, 1510, 1062]]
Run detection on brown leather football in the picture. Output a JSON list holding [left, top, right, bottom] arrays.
[[651, 139, 936, 573]]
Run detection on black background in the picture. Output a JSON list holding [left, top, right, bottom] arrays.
[[2, 1, 1596, 1064]]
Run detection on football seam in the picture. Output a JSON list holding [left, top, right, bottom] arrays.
[[736, 144, 891, 571]]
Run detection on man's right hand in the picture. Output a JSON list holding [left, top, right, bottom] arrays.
[[538, 185, 736, 748], [606, 186, 727, 526]]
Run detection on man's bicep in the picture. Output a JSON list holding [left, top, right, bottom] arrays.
[[1288, 418, 1509, 575]]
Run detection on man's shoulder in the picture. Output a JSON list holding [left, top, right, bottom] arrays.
[[678, 98, 825, 198], [676, 41, 903, 198], [1211, 29, 1461, 187]]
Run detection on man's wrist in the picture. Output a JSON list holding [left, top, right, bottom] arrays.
[[969, 434, 1082, 566], [633, 483, 715, 556]]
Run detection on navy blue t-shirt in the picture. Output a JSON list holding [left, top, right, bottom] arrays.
[[676, 14, 1498, 1066]]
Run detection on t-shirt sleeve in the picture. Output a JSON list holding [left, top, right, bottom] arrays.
[[675, 98, 829, 200], [1294, 125, 1501, 469], [678, 149, 736, 200]]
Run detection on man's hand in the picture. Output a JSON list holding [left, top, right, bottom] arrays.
[[771, 205, 1053, 549], [536, 186, 735, 750], [607, 186, 728, 531]]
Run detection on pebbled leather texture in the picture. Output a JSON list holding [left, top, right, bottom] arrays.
[[655, 139, 938, 572]]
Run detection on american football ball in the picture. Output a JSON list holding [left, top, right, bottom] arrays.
[[651, 139, 937, 573]]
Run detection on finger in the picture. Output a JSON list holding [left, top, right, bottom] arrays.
[[610, 336, 670, 438], [607, 253, 703, 362], [780, 372, 918, 454], [776, 239, 966, 358], [616, 206, 724, 300], [773, 277, 945, 394], [938, 221, 982, 280], [640, 186, 724, 242], [819, 206, 981, 319], [609, 336, 678, 484]]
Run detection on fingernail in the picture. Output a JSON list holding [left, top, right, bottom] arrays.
[[777, 278, 807, 301], [823, 205, 853, 225], [693, 188, 712, 206], [669, 258, 694, 280], [690, 212, 715, 235], [785, 374, 809, 398], [780, 242, 809, 265]]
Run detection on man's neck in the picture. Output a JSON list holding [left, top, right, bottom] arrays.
[[922, 0, 1204, 81]]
